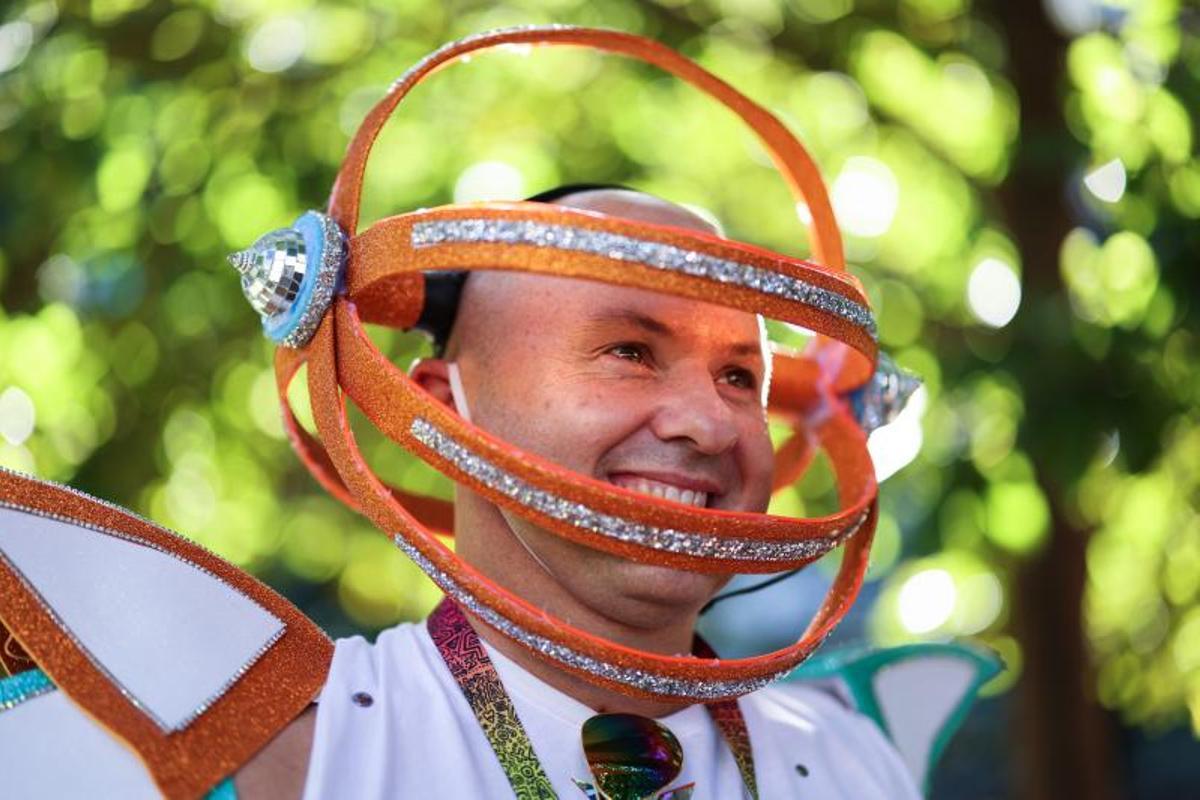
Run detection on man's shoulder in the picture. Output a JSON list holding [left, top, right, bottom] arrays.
[[315, 619, 445, 710], [234, 619, 437, 799], [743, 679, 924, 798], [746, 677, 878, 740]]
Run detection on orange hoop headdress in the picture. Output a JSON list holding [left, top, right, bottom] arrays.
[[229, 26, 918, 702]]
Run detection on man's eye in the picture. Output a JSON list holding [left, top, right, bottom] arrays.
[[607, 343, 650, 364], [721, 368, 758, 391]]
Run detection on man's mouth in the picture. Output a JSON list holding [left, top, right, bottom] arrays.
[[606, 473, 718, 509]]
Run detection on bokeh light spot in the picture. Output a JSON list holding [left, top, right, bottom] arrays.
[[150, 9, 206, 62], [1083, 158, 1127, 202], [832, 156, 899, 238], [985, 481, 1050, 554], [246, 16, 305, 74], [898, 568, 957, 633], [967, 257, 1022, 328], [0, 387, 36, 446], [453, 160, 526, 203], [0, 22, 33, 74], [869, 385, 927, 482]]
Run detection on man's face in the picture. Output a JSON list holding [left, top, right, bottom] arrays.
[[450, 272, 775, 626]]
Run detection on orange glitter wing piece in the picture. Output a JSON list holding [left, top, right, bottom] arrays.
[[0, 469, 334, 800]]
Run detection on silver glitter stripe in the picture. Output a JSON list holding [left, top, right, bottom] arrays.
[[0, 486, 293, 733], [410, 218, 877, 338], [410, 418, 866, 563], [395, 536, 792, 699]]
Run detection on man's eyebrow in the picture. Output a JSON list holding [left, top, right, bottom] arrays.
[[584, 309, 673, 337], [582, 309, 764, 360]]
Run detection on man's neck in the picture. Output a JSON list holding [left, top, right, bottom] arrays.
[[461, 609, 701, 719], [452, 498, 715, 718]]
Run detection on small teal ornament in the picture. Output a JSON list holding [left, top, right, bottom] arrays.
[[227, 211, 345, 347], [847, 352, 922, 433]]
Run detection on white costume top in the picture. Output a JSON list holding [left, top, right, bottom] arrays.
[[301, 622, 921, 799], [0, 472, 993, 797]]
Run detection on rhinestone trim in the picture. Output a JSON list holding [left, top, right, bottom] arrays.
[[0, 667, 55, 712], [411, 218, 877, 338], [0, 487, 291, 733], [410, 418, 867, 563], [395, 536, 792, 699], [281, 212, 346, 348]]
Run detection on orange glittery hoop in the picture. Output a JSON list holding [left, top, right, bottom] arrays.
[[269, 25, 883, 700]]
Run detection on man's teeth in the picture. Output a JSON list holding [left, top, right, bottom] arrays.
[[609, 475, 709, 508]]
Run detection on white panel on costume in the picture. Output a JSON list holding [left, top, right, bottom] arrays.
[[873, 655, 975, 789], [0, 506, 285, 732], [0, 687, 160, 799]]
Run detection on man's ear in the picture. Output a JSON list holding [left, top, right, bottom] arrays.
[[408, 358, 459, 414]]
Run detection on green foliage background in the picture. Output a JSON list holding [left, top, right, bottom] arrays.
[[0, 0, 1197, 789]]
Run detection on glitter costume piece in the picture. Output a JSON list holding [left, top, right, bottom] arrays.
[[400, 539, 788, 701], [0, 667, 54, 712], [411, 417, 868, 562], [229, 211, 346, 348], [411, 218, 877, 339], [0, 498, 286, 733], [0, 468, 333, 799], [849, 352, 923, 433], [299, 316, 879, 705], [251, 25, 896, 703], [428, 599, 758, 799]]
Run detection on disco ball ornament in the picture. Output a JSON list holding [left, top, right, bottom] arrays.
[[227, 211, 346, 347], [848, 352, 922, 433]]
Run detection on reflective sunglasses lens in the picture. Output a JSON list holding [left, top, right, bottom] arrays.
[[581, 713, 684, 800]]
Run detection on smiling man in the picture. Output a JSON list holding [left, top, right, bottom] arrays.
[[409, 188, 775, 718], [0, 184, 940, 798], [254, 186, 921, 799], [0, 26, 983, 800]]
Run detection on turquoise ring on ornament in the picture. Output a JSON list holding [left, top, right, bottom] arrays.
[[227, 211, 346, 347]]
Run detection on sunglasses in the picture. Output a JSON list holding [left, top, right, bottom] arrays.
[[574, 713, 695, 800]]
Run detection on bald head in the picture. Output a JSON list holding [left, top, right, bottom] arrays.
[[444, 189, 721, 360], [550, 188, 721, 236]]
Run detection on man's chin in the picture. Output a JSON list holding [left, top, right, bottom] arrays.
[[608, 560, 729, 613]]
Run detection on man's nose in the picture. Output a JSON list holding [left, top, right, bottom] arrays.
[[648, 362, 739, 455]]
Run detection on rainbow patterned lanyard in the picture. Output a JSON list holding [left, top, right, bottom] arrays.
[[427, 599, 759, 799]]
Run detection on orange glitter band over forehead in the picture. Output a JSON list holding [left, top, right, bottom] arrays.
[[233, 25, 910, 701]]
